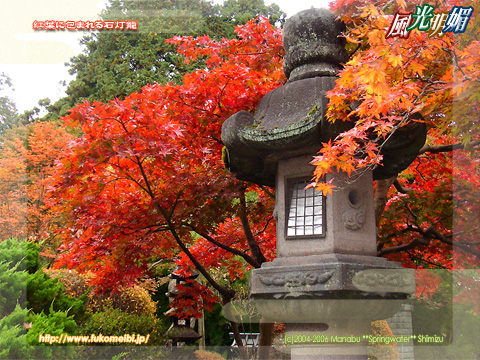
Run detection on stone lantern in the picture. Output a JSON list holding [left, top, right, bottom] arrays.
[[221, 8, 425, 360], [165, 270, 202, 347]]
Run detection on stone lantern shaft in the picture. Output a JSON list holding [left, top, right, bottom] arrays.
[[275, 156, 377, 258]]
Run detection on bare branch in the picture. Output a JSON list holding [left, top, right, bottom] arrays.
[[170, 96, 221, 118], [378, 237, 430, 256], [189, 226, 261, 268], [348, 43, 362, 59], [405, 205, 419, 226], [208, 135, 223, 145], [428, 225, 480, 257], [134, 153, 236, 302], [167, 191, 183, 221], [239, 191, 267, 265], [160, 204, 235, 302], [406, 251, 449, 269], [379, 223, 480, 258], [393, 179, 412, 194], [148, 257, 174, 269], [419, 140, 480, 154], [254, 216, 274, 237], [443, 47, 468, 79], [260, 186, 275, 200]]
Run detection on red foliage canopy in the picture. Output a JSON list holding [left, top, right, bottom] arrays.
[[46, 18, 283, 302]]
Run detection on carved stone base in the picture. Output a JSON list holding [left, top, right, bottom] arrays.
[[249, 254, 414, 359], [250, 254, 414, 304]]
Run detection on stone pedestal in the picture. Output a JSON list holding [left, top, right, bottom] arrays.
[[250, 255, 414, 359]]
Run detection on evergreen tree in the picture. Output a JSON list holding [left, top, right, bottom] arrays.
[[0, 73, 20, 136], [42, 0, 286, 121]]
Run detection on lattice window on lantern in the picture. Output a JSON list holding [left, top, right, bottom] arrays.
[[286, 178, 325, 238]]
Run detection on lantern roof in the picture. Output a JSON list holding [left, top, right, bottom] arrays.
[[221, 8, 426, 187]]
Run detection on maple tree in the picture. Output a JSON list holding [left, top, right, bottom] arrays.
[[0, 144, 25, 239], [46, 17, 283, 348], [0, 122, 73, 241], [314, 0, 479, 185]]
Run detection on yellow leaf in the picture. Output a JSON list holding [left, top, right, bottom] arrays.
[[388, 54, 403, 68], [316, 182, 334, 196]]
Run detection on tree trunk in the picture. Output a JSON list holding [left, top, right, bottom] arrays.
[[257, 320, 275, 360], [374, 176, 396, 227], [230, 320, 249, 359]]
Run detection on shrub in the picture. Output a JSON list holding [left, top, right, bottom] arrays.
[[0, 305, 35, 359], [0, 238, 28, 269], [27, 269, 88, 324], [87, 285, 157, 317], [80, 306, 165, 346], [204, 303, 231, 346], [47, 269, 157, 317], [27, 269, 85, 316], [26, 304, 79, 360], [26, 240, 42, 274], [0, 258, 27, 318], [0, 239, 28, 317], [0, 238, 87, 322], [0, 239, 83, 359], [0, 237, 44, 274], [27, 304, 79, 345], [45, 269, 91, 298], [0, 304, 78, 360]]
